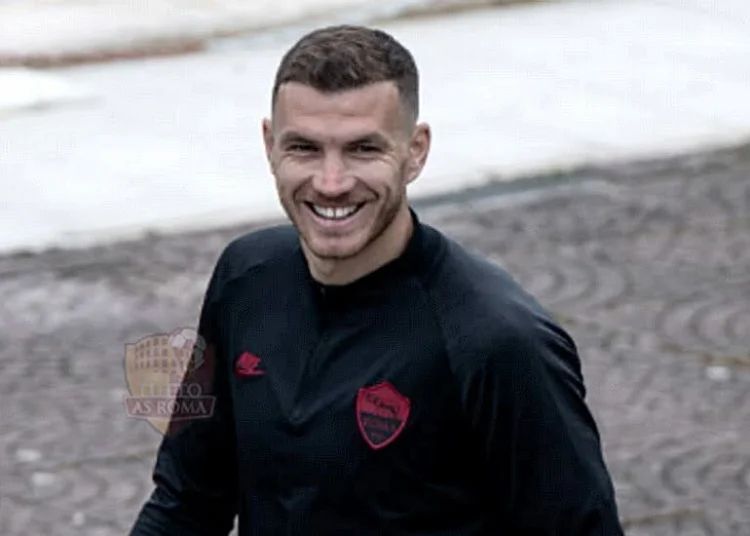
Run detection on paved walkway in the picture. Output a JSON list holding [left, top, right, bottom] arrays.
[[3, 0, 750, 256], [1, 146, 749, 535]]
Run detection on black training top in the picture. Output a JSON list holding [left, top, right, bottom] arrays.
[[130, 208, 624, 536]]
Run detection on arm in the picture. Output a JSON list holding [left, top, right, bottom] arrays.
[[462, 314, 624, 535], [130, 255, 238, 536]]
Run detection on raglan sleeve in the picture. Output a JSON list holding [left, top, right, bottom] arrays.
[[129, 247, 238, 536], [460, 310, 625, 535]]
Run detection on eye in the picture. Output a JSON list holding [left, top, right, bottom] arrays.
[[352, 143, 380, 154], [288, 143, 317, 153]]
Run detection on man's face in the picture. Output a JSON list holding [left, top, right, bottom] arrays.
[[263, 81, 430, 261]]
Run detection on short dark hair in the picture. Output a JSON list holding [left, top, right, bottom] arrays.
[[271, 25, 420, 122]]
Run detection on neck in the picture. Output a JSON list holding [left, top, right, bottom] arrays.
[[305, 204, 414, 286]]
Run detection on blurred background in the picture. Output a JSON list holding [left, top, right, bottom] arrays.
[[1, 0, 749, 534]]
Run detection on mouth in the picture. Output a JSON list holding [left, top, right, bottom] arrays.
[[305, 202, 366, 222]]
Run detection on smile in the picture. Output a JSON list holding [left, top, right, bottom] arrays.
[[307, 203, 365, 221]]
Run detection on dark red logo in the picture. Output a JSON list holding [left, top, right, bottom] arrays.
[[356, 381, 411, 450], [235, 351, 265, 377]]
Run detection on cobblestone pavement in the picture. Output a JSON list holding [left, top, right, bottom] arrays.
[[1, 145, 749, 535]]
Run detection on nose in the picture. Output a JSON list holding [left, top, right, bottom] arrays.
[[312, 151, 353, 197]]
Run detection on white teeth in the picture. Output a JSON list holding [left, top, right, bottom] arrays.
[[311, 205, 359, 220]]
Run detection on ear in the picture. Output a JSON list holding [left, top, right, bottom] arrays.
[[262, 118, 274, 164], [405, 122, 431, 185]]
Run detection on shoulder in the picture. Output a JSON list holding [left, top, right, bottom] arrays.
[[425, 229, 550, 337], [206, 224, 299, 300], [424, 229, 580, 382]]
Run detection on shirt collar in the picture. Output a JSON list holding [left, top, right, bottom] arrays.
[[301, 207, 438, 302]]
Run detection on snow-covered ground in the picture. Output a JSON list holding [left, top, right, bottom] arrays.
[[3, 0, 750, 254], [0, 0, 462, 64], [0, 0, 380, 59]]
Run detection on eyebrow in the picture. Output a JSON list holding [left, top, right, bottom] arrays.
[[278, 131, 392, 147], [346, 133, 391, 147], [278, 132, 316, 145]]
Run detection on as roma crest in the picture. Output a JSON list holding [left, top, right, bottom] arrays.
[[123, 327, 216, 436], [356, 382, 411, 450]]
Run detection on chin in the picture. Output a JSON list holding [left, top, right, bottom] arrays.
[[296, 208, 375, 260], [304, 235, 368, 261]]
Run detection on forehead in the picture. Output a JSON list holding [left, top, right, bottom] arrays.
[[272, 81, 405, 139]]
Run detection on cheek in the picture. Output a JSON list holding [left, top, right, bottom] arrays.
[[274, 160, 312, 193], [352, 160, 404, 191]]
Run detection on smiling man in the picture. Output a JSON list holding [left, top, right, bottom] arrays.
[[265, 42, 429, 286], [129, 25, 624, 536]]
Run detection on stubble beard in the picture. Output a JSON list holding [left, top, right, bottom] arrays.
[[289, 185, 405, 262]]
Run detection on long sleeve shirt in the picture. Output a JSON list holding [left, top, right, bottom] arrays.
[[129, 208, 624, 536]]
